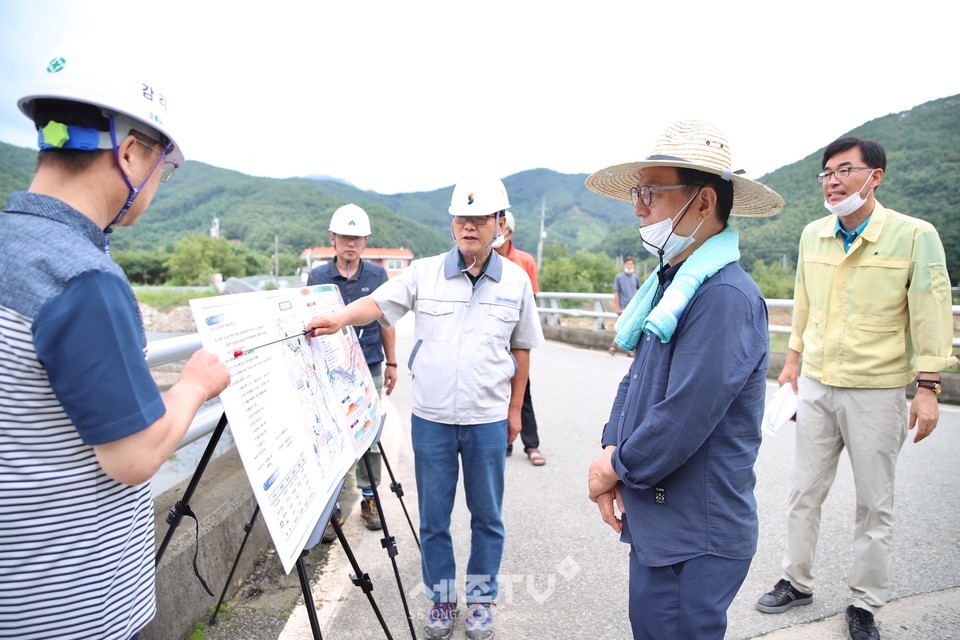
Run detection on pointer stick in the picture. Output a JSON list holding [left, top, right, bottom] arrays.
[[233, 329, 311, 358]]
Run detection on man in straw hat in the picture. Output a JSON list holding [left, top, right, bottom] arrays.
[[586, 119, 783, 639], [755, 136, 954, 640]]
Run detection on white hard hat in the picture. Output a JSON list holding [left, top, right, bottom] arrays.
[[17, 40, 184, 166], [329, 204, 371, 236], [448, 175, 510, 217]]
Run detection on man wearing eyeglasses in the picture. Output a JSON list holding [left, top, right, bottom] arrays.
[[585, 120, 784, 640], [306, 175, 543, 640], [0, 42, 230, 639], [756, 137, 954, 640]]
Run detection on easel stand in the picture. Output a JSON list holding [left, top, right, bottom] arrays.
[[378, 441, 420, 551], [363, 445, 417, 640], [155, 412, 327, 639]]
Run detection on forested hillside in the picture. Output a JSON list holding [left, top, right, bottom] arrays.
[[1, 94, 957, 283]]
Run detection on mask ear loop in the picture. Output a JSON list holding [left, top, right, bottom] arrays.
[[458, 211, 503, 273], [644, 189, 701, 285]]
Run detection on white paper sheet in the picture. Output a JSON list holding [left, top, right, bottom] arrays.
[[189, 285, 380, 573], [762, 383, 798, 436]]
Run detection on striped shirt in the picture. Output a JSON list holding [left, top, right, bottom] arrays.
[[0, 192, 164, 639]]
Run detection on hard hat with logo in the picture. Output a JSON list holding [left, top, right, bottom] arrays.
[[329, 204, 372, 236], [17, 39, 184, 166], [448, 175, 511, 217]]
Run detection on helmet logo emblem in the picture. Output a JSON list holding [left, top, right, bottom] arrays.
[[348, 220, 356, 225], [46, 56, 66, 74], [467, 192, 475, 205]]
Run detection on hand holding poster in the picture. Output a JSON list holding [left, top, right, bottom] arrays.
[[189, 284, 380, 573]]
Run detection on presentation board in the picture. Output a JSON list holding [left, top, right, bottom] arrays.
[[189, 285, 380, 573]]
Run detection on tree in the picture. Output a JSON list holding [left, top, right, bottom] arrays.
[[540, 243, 619, 296], [165, 235, 268, 285], [114, 250, 168, 284]]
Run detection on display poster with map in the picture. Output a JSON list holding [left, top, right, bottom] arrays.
[[189, 285, 381, 573]]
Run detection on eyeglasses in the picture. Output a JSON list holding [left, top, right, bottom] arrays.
[[135, 138, 180, 184], [816, 166, 871, 184], [334, 234, 365, 244], [630, 184, 692, 207], [452, 214, 497, 226]]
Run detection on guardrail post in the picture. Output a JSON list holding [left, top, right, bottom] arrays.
[[549, 297, 561, 327], [593, 299, 607, 332]]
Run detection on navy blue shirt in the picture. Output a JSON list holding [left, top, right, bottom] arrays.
[[307, 258, 388, 374], [602, 261, 769, 566]]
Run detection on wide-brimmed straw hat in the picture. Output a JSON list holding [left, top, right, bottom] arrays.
[[585, 120, 784, 217]]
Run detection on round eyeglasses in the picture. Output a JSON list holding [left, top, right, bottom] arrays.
[[816, 166, 871, 184], [630, 184, 692, 207]]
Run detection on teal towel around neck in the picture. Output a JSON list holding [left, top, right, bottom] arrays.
[[614, 226, 740, 350]]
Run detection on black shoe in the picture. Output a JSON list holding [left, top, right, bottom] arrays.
[[321, 507, 343, 543], [756, 579, 813, 613], [845, 605, 880, 640]]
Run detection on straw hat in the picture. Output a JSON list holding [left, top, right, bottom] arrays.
[[585, 120, 784, 217]]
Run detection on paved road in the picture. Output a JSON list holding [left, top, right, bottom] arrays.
[[278, 315, 960, 639]]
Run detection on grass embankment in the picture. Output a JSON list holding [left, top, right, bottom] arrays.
[[133, 287, 217, 311]]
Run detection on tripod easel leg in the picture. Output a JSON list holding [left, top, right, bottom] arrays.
[[364, 451, 418, 640], [378, 440, 420, 551], [296, 552, 324, 640], [331, 516, 394, 640]]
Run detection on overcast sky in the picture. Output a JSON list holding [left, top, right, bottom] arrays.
[[2, 1, 957, 195]]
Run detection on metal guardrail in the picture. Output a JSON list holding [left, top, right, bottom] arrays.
[[535, 292, 960, 345], [154, 294, 959, 451]]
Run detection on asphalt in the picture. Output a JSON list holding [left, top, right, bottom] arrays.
[[264, 314, 960, 639]]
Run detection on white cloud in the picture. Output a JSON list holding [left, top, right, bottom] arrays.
[[2, 0, 958, 194]]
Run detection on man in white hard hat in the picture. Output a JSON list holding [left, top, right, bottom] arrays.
[[585, 120, 783, 640], [307, 175, 543, 640], [0, 41, 230, 639], [492, 210, 547, 466], [307, 203, 397, 541]]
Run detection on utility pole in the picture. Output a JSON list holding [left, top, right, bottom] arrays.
[[536, 197, 547, 273], [274, 234, 280, 287]]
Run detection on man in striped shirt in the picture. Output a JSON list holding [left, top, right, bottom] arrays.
[[0, 42, 230, 639]]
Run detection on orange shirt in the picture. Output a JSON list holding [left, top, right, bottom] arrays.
[[504, 242, 539, 294]]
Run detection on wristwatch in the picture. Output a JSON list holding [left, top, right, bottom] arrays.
[[916, 380, 942, 396]]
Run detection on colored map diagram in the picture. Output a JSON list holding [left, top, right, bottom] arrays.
[[189, 285, 380, 574]]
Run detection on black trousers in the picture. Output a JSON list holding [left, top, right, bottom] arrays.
[[518, 378, 539, 451]]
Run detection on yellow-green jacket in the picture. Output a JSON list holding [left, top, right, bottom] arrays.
[[789, 202, 955, 388]]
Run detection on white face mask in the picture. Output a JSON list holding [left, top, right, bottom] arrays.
[[491, 233, 507, 249], [623, 267, 634, 275], [639, 191, 704, 263], [823, 169, 875, 217]]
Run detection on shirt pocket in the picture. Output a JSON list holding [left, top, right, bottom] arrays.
[[414, 299, 457, 342], [840, 314, 905, 377], [481, 304, 520, 342]]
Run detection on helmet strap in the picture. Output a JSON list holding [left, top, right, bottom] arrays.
[[105, 115, 167, 248]]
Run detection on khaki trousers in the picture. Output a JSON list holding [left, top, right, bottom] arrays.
[[782, 377, 907, 614]]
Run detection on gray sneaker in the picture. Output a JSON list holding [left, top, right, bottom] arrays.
[[424, 602, 457, 639], [465, 602, 495, 640]]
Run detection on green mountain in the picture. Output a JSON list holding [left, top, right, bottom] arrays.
[[1, 94, 957, 282]]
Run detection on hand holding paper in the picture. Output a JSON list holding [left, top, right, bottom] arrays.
[[762, 384, 798, 436]]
